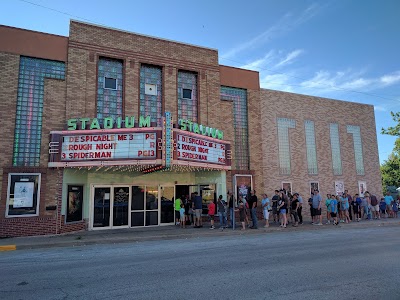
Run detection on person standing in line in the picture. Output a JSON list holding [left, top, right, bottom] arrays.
[[261, 193, 270, 228], [352, 193, 361, 222], [296, 193, 303, 224], [278, 196, 287, 228], [280, 190, 289, 226], [325, 194, 332, 224], [174, 196, 181, 226], [271, 190, 280, 223], [193, 192, 203, 228], [217, 195, 227, 229], [344, 190, 353, 221], [330, 195, 339, 225], [370, 193, 380, 220], [238, 201, 246, 230], [308, 193, 315, 224], [249, 190, 258, 229], [291, 193, 300, 227], [312, 190, 323, 225], [340, 193, 351, 223], [392, 198, 399, 218], [379, 198, 387, 218], [227, 191, 236, 228], [180, 203, 186, 228], [384, 192, 394, 218], [208, 199, 215, 229]]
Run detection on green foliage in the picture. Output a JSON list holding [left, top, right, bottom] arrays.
[[381, 151, 400, 189], [381, 111, 400, 136]]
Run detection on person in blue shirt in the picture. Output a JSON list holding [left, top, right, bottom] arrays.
[[384, 192, 394, 218], [339, 194, 351, 223], [352, 194, 362, 222], [330, 195, 338, 225], [379, 198, 387, 218]]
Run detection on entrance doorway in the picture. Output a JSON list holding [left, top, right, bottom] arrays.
[[160, 186, 174, 224], [92, 186, 129, 229]]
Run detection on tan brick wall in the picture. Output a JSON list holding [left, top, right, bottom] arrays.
[[260, 89, 382, 201]]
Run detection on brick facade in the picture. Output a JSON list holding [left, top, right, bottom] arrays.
[[0, 21, 381, 237], [260, 89, 382, 208]]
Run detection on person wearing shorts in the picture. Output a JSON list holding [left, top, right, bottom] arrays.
[[278, 198, 287, 228], [330, 196, 338, 225], [370, 194, 380, 219], [208, 200, 215, 229], [238, 201, 246, 230], [312, 190, 322, 225], [384, 192, 394, 218], [193, 192, 203, 228], [291, 194, 300, 227], [261, 193, 270, 228]]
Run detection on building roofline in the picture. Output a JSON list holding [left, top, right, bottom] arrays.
[[0, 24, 67, 38], [70, 20, 218, 52]]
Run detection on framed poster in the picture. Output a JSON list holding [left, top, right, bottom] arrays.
[[67, 185, 83, 222], [358, 181, 367, 197], [282, 182, 292, 195], [310, 182, 319, 195], [13, 182, 34, 208], [234, 175, 252, 203], [335, 181, 344, 196]]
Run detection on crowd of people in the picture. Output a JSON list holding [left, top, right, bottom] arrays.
[[174, 189, 400, 230]]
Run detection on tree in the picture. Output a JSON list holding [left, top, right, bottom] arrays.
[[381, 112, 400, 190]]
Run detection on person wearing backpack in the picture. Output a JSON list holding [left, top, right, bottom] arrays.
[[370, 193, 380, 219]]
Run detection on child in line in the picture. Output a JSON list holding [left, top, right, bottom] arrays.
[[330, 195, 338, 225], [379, 198, 387, 218], [392, 199, 399, 218], [208, 200, 215, 229], [325, 194, 332, 224], [180, 204, 186, 228]]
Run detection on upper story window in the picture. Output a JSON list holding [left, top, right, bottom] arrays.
[[97, 57, 123, 120], [330, 123, 343, 175], [277, 118, 296, 175], [220, 86, 249, 170], [140, 65, 162, 126], [178, 71, 197, 122], [13, 56, 65, 167]]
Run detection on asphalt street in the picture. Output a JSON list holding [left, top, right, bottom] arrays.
[[0, 226, 399, 300]]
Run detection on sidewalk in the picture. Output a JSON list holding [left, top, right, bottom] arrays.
[[1, 218, 399, 251]]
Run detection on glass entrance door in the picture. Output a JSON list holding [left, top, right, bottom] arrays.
[[160, 186, 174, 224], [92, 186, 130, 229], [93, 187, 111, 228]]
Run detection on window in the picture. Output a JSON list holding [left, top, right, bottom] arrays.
[[97, 58, 123, 120], [6, 173, 41, 217], [277, 118, 296, 175], [329, 123, 342, 175], [104, 77, 117, 90], [13, 57, 65, 167], [220, 87, 249, 170], [178, 71, 198, 121], [140, 65, 162, 126], [182, 88, 192, 99], [347, 125, 365, 175], [305, 120, 318, 175]]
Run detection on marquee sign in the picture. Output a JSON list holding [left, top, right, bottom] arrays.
[[173, 129, 231, 170], [48, 113, 231, 170], [48, 128, 162, 167]]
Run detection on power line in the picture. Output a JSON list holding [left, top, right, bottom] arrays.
[[18, 0, 105, 26], [17, 0, 400, 103], [220, 57, 399, 102]]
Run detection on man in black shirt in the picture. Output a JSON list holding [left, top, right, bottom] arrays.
[[249, 190, 258, 229], [271, 190, 280, 223]]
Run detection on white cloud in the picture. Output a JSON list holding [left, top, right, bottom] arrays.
[[380, 71, 400, 85], [221, 4, 320, 59], [240, 50, 275, 71], [275, 49, 304, 68]]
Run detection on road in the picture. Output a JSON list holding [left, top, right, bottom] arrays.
[[0, 226, 399, 300]]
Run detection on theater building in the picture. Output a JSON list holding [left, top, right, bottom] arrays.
[[0, 21, 381, 237]]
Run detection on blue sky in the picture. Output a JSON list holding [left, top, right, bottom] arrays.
[[2, 0, 400, 163]]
